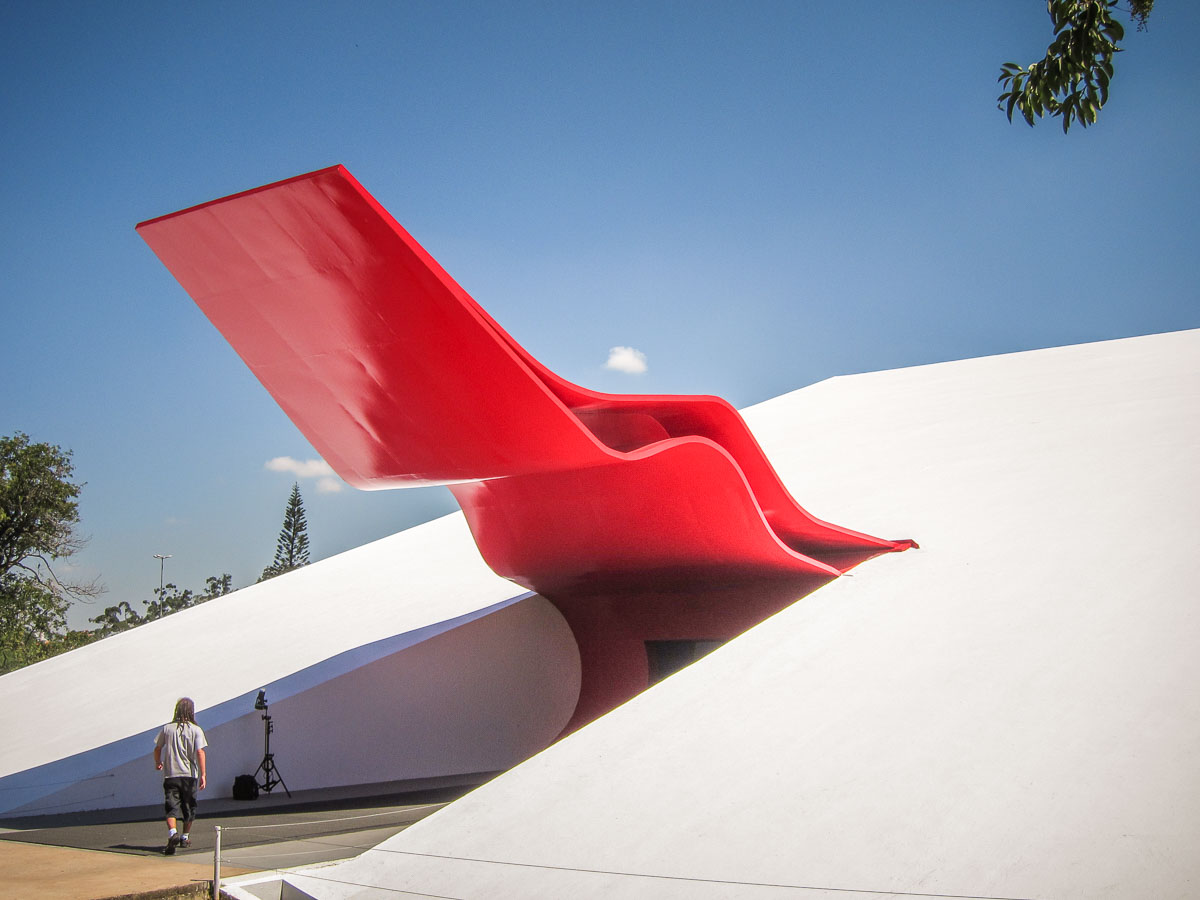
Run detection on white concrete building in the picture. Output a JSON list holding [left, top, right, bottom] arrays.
[[0, 516, 576, 817], [3, 328, 1198, 899], [285, 328, 1199, 899]]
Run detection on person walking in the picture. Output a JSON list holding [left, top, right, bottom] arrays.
[[153, 697, 207, 854]]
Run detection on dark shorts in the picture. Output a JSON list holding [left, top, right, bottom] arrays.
[[163, 776, 198, 822]]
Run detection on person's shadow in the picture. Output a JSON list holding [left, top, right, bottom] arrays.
[[110, 841, 192, 854]]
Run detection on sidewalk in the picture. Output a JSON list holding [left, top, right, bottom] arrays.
[[0, 783, 466, 899], [0, 840, 234, 900]]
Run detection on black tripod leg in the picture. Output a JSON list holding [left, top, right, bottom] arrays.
[[255, 755, 275, 793], [271, 759, 292, 798]]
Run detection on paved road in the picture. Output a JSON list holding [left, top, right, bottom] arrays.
[[0, 785, 465, 898]]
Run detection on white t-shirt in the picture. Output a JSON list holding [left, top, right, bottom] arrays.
[[155, 721, 208, 779]]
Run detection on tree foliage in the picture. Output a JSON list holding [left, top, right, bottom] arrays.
[[88, 600, 144, 637], [0, 433, 101, 673], [90, 573, 233, 636], [259, 483, 311, 581], [2, 434, 318, 670], [147, 573, 233, 620], [998, 0, 1154, 133]]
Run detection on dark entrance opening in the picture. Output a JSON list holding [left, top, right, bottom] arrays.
[[645, 639, 725, 685]]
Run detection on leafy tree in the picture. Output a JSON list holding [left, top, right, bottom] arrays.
[[204, 573, 234, 597], [998, 0, 1154, 133], [146, 583, 195, 621], [259, 483, 311, 581], [0, 575, 69, 671], [44, 628, 99, 655], [1, 433, 101, 673], [92, 573, 233, 635], [89, 600, 145, 637], [145, 572, 233, 620]]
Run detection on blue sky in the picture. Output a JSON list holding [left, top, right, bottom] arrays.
[[2, 2, 1197, 627]]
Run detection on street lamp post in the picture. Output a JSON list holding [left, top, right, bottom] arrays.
[[153, 554, 172, 618]]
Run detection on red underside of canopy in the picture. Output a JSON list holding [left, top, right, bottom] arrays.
[[138, 166, 915, 730]]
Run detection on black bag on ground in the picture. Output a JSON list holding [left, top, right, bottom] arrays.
[[232, 774, 259, 801]]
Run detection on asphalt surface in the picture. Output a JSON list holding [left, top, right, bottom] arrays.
[[0, 784, 469, 899]]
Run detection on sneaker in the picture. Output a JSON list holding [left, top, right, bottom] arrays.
[[164, 834, 180, 855], [179, 835, 191, 849]]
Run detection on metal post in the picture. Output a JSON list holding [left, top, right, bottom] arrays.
[[153, 554, 172, 619], [213, 824, 221, 900]]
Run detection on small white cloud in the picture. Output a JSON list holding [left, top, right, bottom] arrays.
[[316, 477, 343, 494], [604, 346, 648, 375], [265, 456, 334, 478], [265, 456, 343, 492]]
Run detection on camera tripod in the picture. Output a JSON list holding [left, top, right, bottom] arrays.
[[253, 706, 291, 797]]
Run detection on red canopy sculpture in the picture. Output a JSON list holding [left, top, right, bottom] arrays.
[[139, 166, 914, 729]]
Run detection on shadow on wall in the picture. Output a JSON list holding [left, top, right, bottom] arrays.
[[4, 597, 580, 816]]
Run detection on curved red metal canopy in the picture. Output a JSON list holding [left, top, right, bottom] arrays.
[[137, 166, 913, 600]]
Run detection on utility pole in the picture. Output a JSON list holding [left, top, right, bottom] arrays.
[[153, 554, 172, 618]]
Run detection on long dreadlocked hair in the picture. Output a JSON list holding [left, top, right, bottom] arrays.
[[172, 697, 196, 730]]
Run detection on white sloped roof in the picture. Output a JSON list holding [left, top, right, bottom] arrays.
[[288, 329, 1200, 900]]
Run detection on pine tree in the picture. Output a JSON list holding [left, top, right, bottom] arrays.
[[259, 483, 311, 582]]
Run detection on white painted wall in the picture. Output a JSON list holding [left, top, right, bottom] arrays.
[[290, 329, 1200, 900], [0, 514, 558, 815], [10, 595, 578, 815]]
